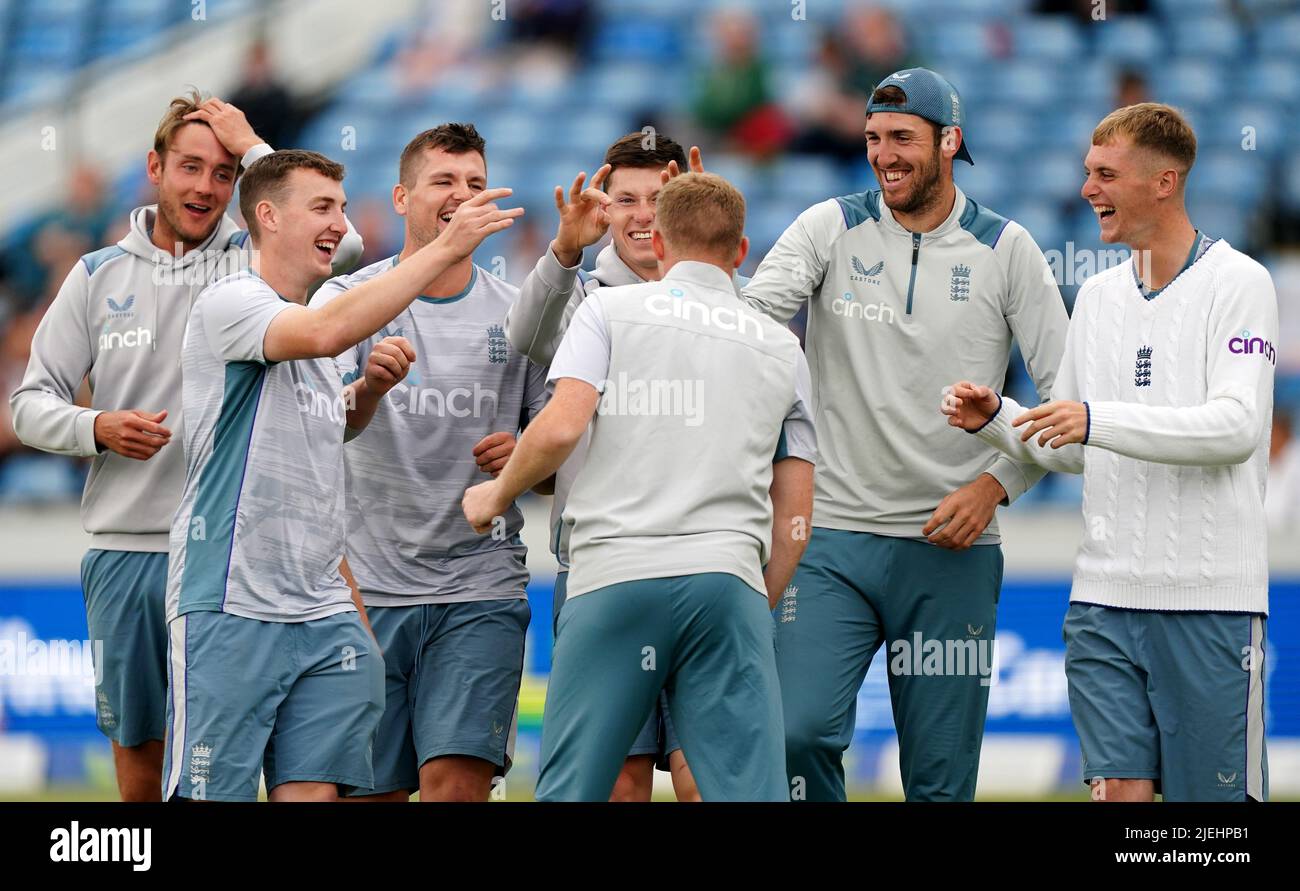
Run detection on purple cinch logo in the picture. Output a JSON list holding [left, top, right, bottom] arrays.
[[1228, 329, 1276, 366]]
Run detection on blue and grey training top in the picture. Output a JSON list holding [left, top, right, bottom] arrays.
[[167, 270, 354, 624], [742, 185, 1069, 543], [315, 258, 548, 605]]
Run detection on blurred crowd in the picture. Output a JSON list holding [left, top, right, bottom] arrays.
[[0, 0, 1297, 526]]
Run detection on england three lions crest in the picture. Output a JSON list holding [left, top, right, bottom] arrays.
[[949, 265, 971, 302]]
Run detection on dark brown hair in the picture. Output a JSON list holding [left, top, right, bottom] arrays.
[[399, 123, 486, 186], [239, 150, 345, 238]]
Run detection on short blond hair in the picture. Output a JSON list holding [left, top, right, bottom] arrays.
[[154, 88, 209, 159], [1092, 102, 1197, 179], [654, 172, 746, 258]]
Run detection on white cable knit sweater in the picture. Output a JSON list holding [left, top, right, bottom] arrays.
[[974, 238, 1276, 614]]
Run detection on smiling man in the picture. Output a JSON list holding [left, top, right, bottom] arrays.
[[942, 103, 1275, 802], [314, 124, 546, 803], [8, 91, 361, 801], [503, 132, 707, 801], [741, 68, 1069, 801], [163, 150, 519, 802]]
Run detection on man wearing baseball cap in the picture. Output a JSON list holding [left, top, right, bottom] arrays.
[[742, 68, 1069, 800]]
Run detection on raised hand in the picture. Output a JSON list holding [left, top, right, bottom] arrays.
[[552, 165, 612, 267], [93, 409, 172, 460], [436, 187, 524, 262], [183, 98, 262, 158], [660, 145, 705, 184], [940, 381, 1000, 431]]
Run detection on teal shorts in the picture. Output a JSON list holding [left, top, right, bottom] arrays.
[[553, 571, 680, 767], [81, 549, 169, 747], [1063, 602, 1268, 801], [163, 610, 384, 801], [538, 572, 785, 802], [351, 598, 530, 796], [776, 528, 1002, 801]]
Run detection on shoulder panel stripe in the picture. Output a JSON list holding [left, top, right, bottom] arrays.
[[80, 245, 128, 276], [959, 197, 1010, 249], [835, 191, 882, 229]]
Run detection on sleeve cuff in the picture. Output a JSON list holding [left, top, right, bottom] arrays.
[[1081, 400, 1114, 450], [984, 457, 1027, 505], [76, 409, 103, 457], [969, 392, 1002, 434], [538, 247, 581, 292], [241, 142, 274, 169]]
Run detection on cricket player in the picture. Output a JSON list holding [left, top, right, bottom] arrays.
[[316, 123, 546, 802], [465, 172, 817, 801], [943, 103, 1274, 802], [504, 132, 707, 801], [8, 92, 360, 800], [163, 150, 520, 801], [742, 68, 1069, 801]]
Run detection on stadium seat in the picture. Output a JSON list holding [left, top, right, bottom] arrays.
[[1012, 16, 1084, 61], [1092, 18, 1163, 63], [1257, 13, 1300, 56], [955, 158, 1012, 211], [987, 61, 1062, 111], [770, 155, 849, 208], [1152, 59, 1221, 109], [1240, 58, 1300, 110], [926, 20, 997, 63], [1171, 16, 1245, 59], [1192, 151, 1269, 206], [1001, 201, 1066, 256]]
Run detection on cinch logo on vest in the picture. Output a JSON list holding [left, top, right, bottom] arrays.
[[98, 326, 152, 351], [644, 293, 765, 340], [832, 291, 895, 324], [294, 381, 349, 426], [1228, 329, 1277, 365]]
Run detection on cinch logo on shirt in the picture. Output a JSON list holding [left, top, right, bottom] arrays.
[[98, 325, 152, 351], [389, 380, 499, 418], [644, 293, 766, 340], [831, 291, 895, 324], [295, 381, 349, 425], [1228, 330, 1276, 365]]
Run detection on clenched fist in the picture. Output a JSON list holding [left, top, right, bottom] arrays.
[[364, 336, 416, 397]]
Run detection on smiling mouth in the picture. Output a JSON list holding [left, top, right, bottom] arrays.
[[1094, 204, 1116, 220], [183, 202, 212, 216], [440, 210, 456, 224], [629, 231, 652, 242], [881, 169, 910, 185], [314, 239, 338, 260]]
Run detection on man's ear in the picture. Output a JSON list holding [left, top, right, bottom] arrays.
[[392, 183, 407, 217], [651, 228, 667, 261], [734, 235, 749, 270], [147, 150, 164, 187], [255, 199, 277, 235], [1155, 166, 1181, 200], [939, 125, 963, 161]]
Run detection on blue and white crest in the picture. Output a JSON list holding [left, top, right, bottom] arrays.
[[487, 324, 509, 365], [949, 264, 971, 301], [1135, 345, 1153, 387]]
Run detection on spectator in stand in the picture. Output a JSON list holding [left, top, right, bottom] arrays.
[[1116, 68, 1149, 108], [8, 165, 112, 305], [841, 5, 923, 99], [229, 40, 299, 150], [692, 9, 792, 160], [1268, 410, 1300, 534]]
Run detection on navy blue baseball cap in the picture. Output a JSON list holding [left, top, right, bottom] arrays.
[[866, 68, 974, 165]]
